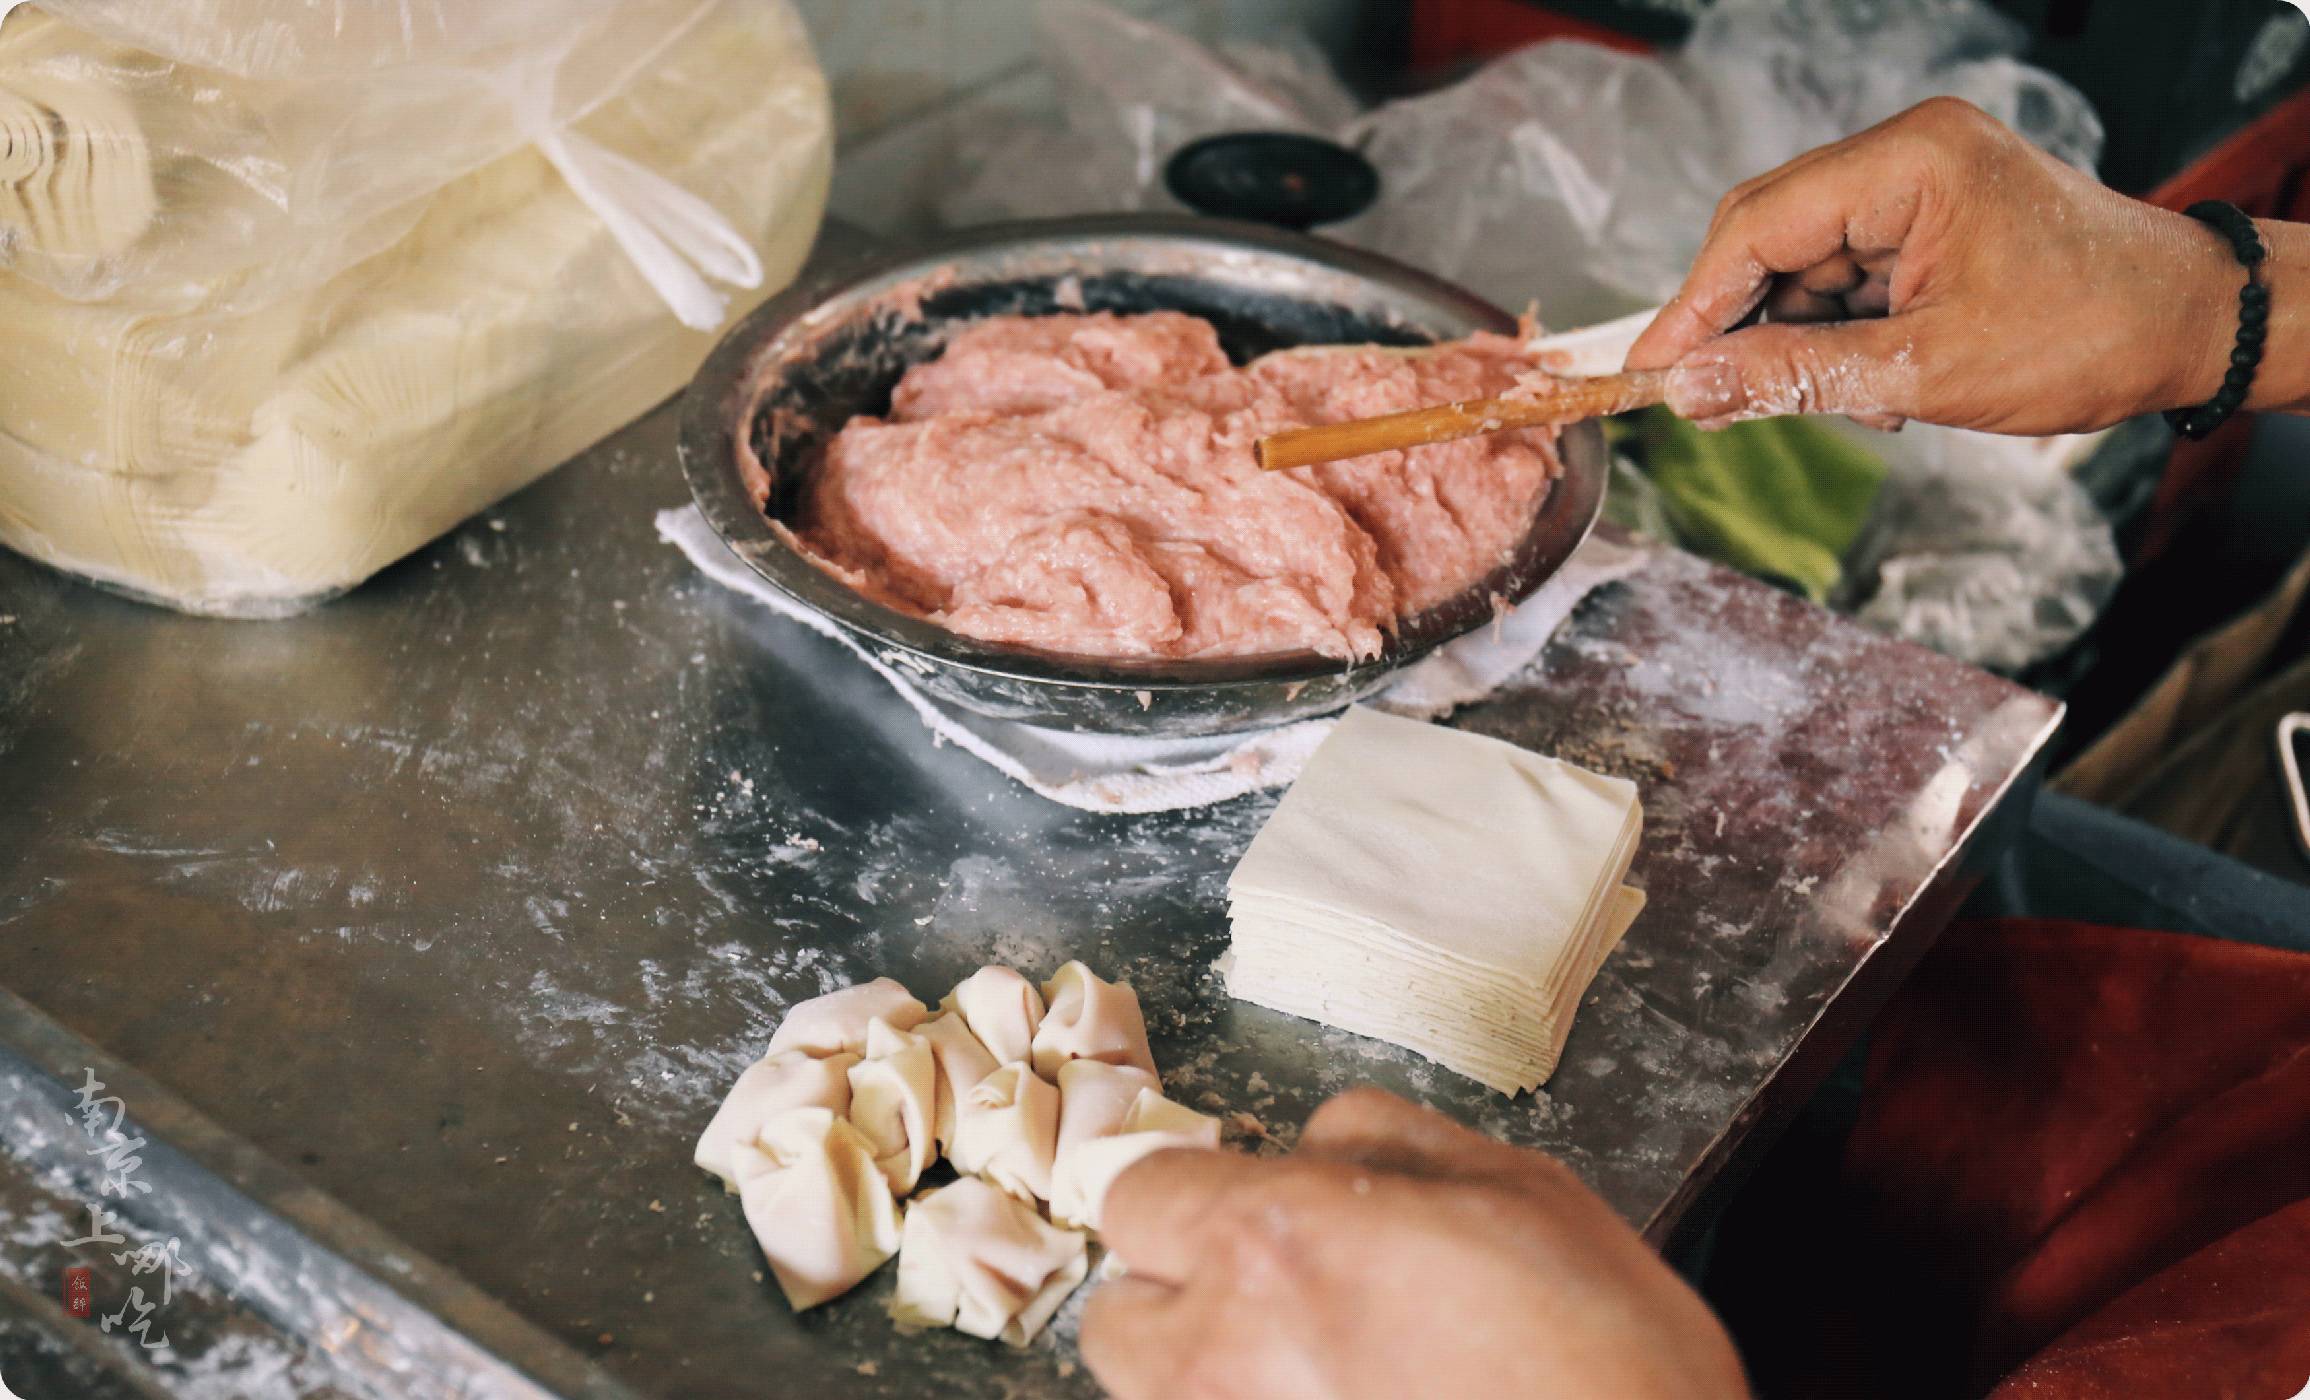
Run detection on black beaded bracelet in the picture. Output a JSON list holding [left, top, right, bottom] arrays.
[[2167, 199, 2269, 441]]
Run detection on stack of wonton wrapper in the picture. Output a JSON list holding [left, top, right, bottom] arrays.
[[1224, 707, 1645, 1096]]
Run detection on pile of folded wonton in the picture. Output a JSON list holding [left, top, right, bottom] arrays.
[[695, 962, 1220, 1347]]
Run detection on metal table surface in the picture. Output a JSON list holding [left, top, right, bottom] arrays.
[[0, 387, 2059, 1396]]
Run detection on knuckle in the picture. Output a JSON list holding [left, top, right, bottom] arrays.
[[1299, 1088, 1428, 1158], [1229, 1188, 1322, 1272], [1909, 93, 1989, 130], [1224, 1232, 1302, 1300], [1711, 186, 1780, 250], [1781, 346, 1841, 415], [1494, 1148, 1582, 1202], [1904, 96, 2006, 167], [1239, 1198, 1304, 1255], [1790, 330, 1907, 417], [1306, 1084, 1398, 1132], [1739, 335, 1836, 416]]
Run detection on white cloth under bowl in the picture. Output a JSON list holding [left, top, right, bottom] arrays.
[[658, 505, 1643, 813]]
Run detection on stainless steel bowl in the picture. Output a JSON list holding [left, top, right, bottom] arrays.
[[678, 215, 1607, 737]]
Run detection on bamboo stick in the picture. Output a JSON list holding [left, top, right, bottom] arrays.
[[1255, 369, 1669, 472]]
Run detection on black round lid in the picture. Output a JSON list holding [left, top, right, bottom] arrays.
[[1163, 131, 1381, 230]]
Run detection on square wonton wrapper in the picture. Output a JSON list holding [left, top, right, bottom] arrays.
[[1226, 707, 1644, 1093], [1229, 707, 1641, 988], [1226, 883, 1646, 1094]]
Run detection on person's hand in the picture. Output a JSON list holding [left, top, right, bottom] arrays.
[[1625, 96, 2302, 436], [1079, 1087, 1750, 1400]]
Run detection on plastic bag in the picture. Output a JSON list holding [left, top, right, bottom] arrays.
[[0, 0, 832, 614], [1338, 0, 2103, 327], [1846, 431, 2122, 675], [2, 0, 787, 312], [940, 0, 2119, 671], [941, 0, 1358, 228]]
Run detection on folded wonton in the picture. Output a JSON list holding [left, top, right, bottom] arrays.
[[918, 1011, 998, 1155], [767, 978, 929, 1060], [1053, 1061, 1159, 1149], [1031, 962, 1157, 1083], [846, 1017, 939, 1197], [889, 1177, 1088, 1347], [943, 966, 1045, 1067], [699, 966, 1213, 1332], [693, 1050, 857, 1193], [737, 1107, 902, 1311], [1050, 1086, 1222, 1232], [949, 1062, 1060, 1203], [1047, 1060, 1158, 1226]]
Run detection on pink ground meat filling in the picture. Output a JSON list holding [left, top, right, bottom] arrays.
[[792, 311, 1561, 661]]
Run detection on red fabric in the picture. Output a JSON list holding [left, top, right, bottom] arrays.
[[1710, 918, 2310, 1399], [1987, 1197, 2310, 1400], [1407, 0, 1655, 71]]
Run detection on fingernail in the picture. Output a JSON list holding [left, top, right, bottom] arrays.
[[1667, 360, 1745, 420]]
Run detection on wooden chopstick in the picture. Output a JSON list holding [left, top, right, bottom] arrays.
[[1255, 369, 1669, 471]]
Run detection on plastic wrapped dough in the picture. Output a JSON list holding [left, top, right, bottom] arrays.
[[0, 20, 154, 272], [0, 0, 832, 614], [0, 0, 806, 307]]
